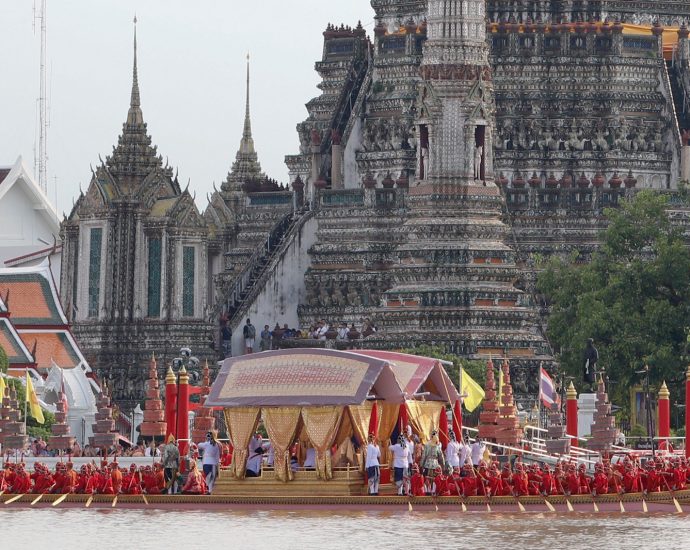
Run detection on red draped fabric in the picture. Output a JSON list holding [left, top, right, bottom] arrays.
[[368, 400, 379, 438], [452, 400, 463, 439], [439, 405, 449, 450]]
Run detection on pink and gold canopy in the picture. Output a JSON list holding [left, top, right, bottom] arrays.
[[207, 348, 460, 408], [206, 349, 405, 408]]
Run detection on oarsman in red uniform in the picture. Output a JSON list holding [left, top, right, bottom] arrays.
[[476, 464, 489, 497], [461, 464, 478, 497], [672, 458, 687, 491], [63, 463, 78, 494], [123, 464, 142, 495], [52, 463, 66, 493], [606, 464, 622, 494], [448, 467, 463, 496], [110, 462, 123, 494], [565, 464, 580, 496], [500, 463, 513, 492], [487, 464, 506, 497], [76, 465, 89, 494], [592, 463, 608, 495], [12, 464, 32, 493], [527, 464, 542, 496], [642, 462, 661, 493], [432, 466, 451, 497], [0, 464, 11, 493], [541, 464, 558, 496], [553, 463, 567, 495], [409, 464, 425, 497], [621, 461, 640, 493], [511, 463, 529, 496], [31, 463, 54, 494], [577, 464, 591, 494], [181, 461, 207, 494], [98, 466, 115, 495]]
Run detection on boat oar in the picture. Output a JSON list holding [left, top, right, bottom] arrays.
[[592, 498, 599, 513], [142, 493, 149, 506], [85, 494, 94, 508], [31, 493, 45, 506], [52, 493, 69, 507], [662, 477, 683, 513], [619, 499, 625, 513], [111, 494, 118, 508], [5, 494, 25, 505], [565, 498, 574, 512], [516, 496, 526, 513], [642, 499, 648, 513], [544, 497, 556, 513]]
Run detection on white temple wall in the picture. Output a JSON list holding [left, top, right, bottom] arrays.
[[231, 215, 318, 356]]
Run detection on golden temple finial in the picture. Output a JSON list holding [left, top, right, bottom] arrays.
[[566, 381, 577, 400], [658, 381, 670, 400]]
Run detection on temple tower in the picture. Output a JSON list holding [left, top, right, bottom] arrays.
[[417, 0, 495, 184], [60, 20, 212, 411], [376, 0, 554, 377]]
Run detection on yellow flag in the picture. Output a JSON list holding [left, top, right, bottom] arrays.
[[26, 371, 45, 424], [460, 368, 485, 412], [498, 361, 504, 400], [0, 375, 6, 403]]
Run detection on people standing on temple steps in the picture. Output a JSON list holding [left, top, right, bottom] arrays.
[[260, 324, 271, 351], [243, 318, 256, 354]]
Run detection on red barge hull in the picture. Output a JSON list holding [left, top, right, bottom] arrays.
[[2, 490, 689, 513]]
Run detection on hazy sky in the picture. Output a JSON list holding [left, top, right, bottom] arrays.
[[2, 0, 374, 218]]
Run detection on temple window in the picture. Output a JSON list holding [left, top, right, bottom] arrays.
[[87, 227, 102, 318], [147, 237, 162, 318], [182, 246, 196, 317]]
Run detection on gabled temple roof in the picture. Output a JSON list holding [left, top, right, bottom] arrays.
[[0, 264, 90, 373], [18, 330, 85, 370], [0, 265, 66, 326], [0, 156, 60, 236], [0, 317, 34, 366]]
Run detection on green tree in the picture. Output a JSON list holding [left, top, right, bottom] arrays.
[[0, 344, 8, 374], [537, 190, 690, 419]]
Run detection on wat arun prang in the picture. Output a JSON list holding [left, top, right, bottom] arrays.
[[287, 0, 690, 403], [61, 2, 690, 411]]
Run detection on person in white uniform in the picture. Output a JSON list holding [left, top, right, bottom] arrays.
[[459, 436, 470, 469], [246, 432, 265, 477], [389, 434, 410, 495], [470, 437, 486, 467], [445, 429, 461, 470], [365, 434, 381, 495]]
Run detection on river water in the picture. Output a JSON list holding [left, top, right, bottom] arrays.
[[2, 509, 689, 549]]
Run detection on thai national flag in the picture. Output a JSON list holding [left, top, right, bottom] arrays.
[[540, 367, 559, 407]]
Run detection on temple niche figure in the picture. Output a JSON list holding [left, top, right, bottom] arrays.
[[474, 145, 483, 181], [583, 338, 599, 389]]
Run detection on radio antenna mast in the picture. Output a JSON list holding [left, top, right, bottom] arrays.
[[34, 0, 48, 194]]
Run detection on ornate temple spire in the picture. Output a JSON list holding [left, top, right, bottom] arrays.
[[105, 17, 167, 184], [221, 54, 264, 193], [241, 54, 254, 154], [127, 15, 143, 125]]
